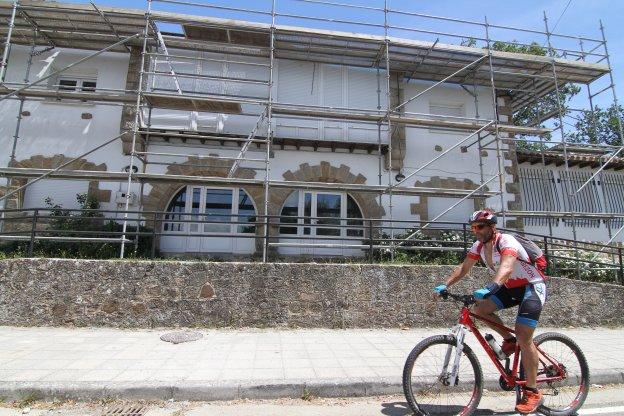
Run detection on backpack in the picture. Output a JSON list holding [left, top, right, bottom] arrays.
[[496, 233, 547, 273]]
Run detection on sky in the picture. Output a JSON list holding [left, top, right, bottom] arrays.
[[59, 0, 624, 118]]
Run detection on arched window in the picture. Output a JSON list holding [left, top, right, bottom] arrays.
[[164, 186, 257, 234], [279, 191, 363, 237]]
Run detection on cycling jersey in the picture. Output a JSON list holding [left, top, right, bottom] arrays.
[[466, 232, 545, 288]]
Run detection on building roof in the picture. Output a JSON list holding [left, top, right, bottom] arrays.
[[516, 145, 624, 170], [0, 1, 611, 113]]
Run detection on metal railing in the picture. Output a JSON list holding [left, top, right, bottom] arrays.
[[0, 207, 622, 284]]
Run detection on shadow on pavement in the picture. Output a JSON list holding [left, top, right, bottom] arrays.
[[379, 401, 513, 415]]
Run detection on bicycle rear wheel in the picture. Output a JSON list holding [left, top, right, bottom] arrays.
[[534, 332, 590, 416], [403, 335, 483, 416]]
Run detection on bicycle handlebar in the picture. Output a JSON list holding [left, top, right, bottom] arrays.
[[440, 290, 476, 306]]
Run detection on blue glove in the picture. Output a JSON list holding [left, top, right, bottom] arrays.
[[474, 283, 501, 300], [434, 284, 448, 295]]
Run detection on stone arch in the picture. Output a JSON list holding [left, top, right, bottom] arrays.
[[277, 161, 385, 219], [142, 156, 260, 213], [5, 154, 109, 210]]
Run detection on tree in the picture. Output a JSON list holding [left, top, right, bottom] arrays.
[[566, 103, 624, 146]]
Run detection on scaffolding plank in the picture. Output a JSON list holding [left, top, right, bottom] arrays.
[[271, 105, 552, 136], [0, 85, 136, 103], [0, 167, 498, 198]]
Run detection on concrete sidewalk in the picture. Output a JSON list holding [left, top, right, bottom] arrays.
[[0, 326, 622, 401]]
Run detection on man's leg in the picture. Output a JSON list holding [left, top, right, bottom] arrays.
[[514, 283, 546, 414], [473, 299, 513, 339], [516, 323, 538, 388]]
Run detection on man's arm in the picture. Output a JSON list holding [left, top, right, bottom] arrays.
[[432, 256, 478, 299], [445, 256, 478, 287]]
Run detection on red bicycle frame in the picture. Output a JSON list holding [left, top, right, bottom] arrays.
[[457, 305, 566, 388]]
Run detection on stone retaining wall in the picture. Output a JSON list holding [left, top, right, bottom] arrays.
[[0, 259, 622, 328]]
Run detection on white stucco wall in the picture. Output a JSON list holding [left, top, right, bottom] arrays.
[[4, 44, 614, 249]]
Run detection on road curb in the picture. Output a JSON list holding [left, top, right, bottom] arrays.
[[1, 371, 622, 402]]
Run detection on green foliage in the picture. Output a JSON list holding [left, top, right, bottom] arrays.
[[3, 192, 154, 259], [550, 249, 619, 283], [491, 40, 548, 56], [566, 103, 624, 146]]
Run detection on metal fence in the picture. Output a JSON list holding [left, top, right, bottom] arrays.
[[0, 207, 622, 284]]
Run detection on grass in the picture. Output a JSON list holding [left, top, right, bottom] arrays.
[[301, 389, 314, 401], [18, 392, 41, 408]]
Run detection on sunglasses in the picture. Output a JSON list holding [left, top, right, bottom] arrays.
[[471, 223, 488, 231]]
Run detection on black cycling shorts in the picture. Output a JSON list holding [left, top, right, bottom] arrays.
[[489, 282, 547, 328]]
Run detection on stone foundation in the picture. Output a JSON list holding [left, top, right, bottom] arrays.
[[1, 259, 622, 328]]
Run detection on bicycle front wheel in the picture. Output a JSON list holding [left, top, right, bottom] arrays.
[[403, 335, 483, 416], [534, 332, 590, 416]]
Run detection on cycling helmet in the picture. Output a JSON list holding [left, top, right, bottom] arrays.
[[469, 209, 497, 225]]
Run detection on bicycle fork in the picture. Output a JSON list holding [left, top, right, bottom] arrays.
[[440, 325, 468, 386]]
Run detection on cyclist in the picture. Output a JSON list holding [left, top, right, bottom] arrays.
[[432, 208, 547, 414]]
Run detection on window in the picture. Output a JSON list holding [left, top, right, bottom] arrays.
[[279, 192, 299, 235], [347, 195, 364, 237], [164, 187, 187, 232], [58, 77, 97, 92], [163, 186, 256, 234], [278, 191, 364, 237], [316, 193, 342, 236]]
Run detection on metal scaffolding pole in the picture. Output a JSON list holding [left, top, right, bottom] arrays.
[[9, 28, 36, 164], [228, 110, 267, 178], [120, 0, 152, 258], [383, 0, 394, 260], [544, 11, 580, 278], [135, 105, 153, 252], [262, 0, 277, 262], [599, 20, 624, 247], [484, 16, 507, 226], [0, 0, 17, 83]]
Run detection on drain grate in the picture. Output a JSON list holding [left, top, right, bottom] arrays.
[[102, 405, 148, 416]]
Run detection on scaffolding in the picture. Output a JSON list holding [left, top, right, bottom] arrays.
[[0, 0, 622, 262]]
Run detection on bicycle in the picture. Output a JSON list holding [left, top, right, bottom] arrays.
[[402, 291, 590, 416]]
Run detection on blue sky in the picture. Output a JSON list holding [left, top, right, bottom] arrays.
[[63, 0, 623, 113]]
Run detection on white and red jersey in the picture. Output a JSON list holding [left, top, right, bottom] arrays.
[[466, 232, 545, 288]]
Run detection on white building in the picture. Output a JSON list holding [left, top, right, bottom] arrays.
[[0, 1, 621, 258]]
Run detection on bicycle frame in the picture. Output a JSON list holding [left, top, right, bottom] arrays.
[[449, 305, 567, 389]]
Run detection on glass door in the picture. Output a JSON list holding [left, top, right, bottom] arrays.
[[203, 188, 233, 233], [310, 192, 342, 237]]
